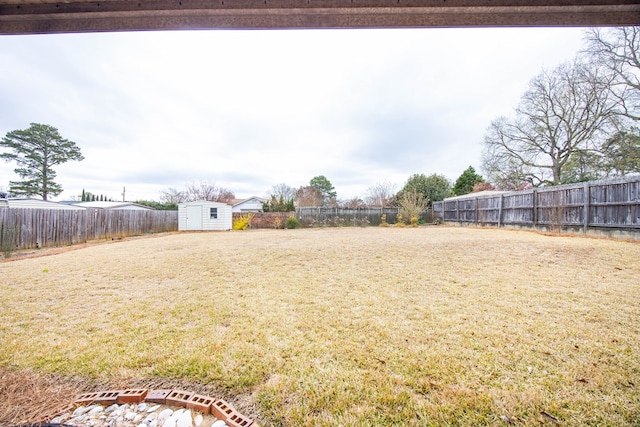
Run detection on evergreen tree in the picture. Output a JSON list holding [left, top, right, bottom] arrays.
[[0, 123, 84, 200], [453, 166, 485, 196]]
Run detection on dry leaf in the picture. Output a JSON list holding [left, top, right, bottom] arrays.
[[540, 410, 560, 424]]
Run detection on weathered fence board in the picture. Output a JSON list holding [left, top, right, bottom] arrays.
[[433, 176, 640, 234], [0, 208, 178, 251], [296, 207, 399, 226]]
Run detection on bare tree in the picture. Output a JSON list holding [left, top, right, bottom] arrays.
[[364, 181, 396, 207], [159, 187, 188, 205], [584, 27, 640, 121], [295, 186, 324, 207], [482, 61, 618, 187], [269, 183, 297, 201], [341, 197, 366, 208], [186, 181, 235, 203]]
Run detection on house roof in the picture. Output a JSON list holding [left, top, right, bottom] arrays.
[[444, 191, 507, 201], [73, 201, 154, 210], [0, 198, 87, 210], [231, 196, 267, 207]]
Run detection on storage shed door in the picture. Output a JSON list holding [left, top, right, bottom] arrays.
[[186, 205, 203, 230]]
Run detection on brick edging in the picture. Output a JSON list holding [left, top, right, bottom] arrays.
[[50, 388, 257, 427]]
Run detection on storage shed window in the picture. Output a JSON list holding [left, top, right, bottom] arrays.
[[210, 207, 218, 219]]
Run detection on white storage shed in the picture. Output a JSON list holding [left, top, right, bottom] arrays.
[[178, 201, 232, 231]]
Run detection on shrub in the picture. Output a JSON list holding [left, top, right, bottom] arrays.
[[398, 190, 429, 223], [232, 213, 255, 230], [394, 214, 406, 227], [325, 216, 346, 227], [350, 217, 370, 227], [300, 216, 316, 227], [0, 224, 18, 258], [285, 216, 301, 229], [379, 214, 389, 227]]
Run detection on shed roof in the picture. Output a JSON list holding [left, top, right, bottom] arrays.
[[179, 200, 230, 207]]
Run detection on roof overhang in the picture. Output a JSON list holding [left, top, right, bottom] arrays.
[[1, 1, 639, 35]]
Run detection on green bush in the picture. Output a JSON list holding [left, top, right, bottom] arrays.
[[285, 216, 301, 229]]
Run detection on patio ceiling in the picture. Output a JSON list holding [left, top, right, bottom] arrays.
[[1, 0, 639, 35]]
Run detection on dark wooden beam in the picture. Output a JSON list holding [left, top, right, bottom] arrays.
[[1, 0, 639, 35]]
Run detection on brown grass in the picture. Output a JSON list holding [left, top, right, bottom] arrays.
[[0, 227, 639, 426]]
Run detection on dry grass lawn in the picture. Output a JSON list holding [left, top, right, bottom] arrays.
[[1, 227, 639, 426]]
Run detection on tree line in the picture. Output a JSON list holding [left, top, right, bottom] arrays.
[[0, 119, 485, 211], [153, 170, 484, 213]]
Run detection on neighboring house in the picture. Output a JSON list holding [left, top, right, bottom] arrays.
[[178, 200, 232, 231], [0, 198, 86, 210], [73, 201, 154, 210], [231, 196, 266, 213]]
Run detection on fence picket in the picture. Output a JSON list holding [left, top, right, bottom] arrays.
[[0, 208, 178, 251], [433, 176, 640, 233]]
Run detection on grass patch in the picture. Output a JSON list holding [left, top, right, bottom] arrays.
[[1, 227, 639, 426]]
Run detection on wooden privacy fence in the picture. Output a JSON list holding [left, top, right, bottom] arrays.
[[0, 208, 178, 251], [296, 207, 399, 226], [432, 175, 640, 233], [232, 212, 295, 229]]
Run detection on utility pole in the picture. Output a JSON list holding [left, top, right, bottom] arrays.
[[122, 186, 126, 202]]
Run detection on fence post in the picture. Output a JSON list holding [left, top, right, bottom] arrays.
[[583, 182, 590, 233], [456, 200, 460, 222], [498, 194, 504, 227], [532, 189, 538, 226], [475, 197, 479, 224]]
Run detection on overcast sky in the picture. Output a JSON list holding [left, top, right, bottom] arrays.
[[0, 27, 588, 202]]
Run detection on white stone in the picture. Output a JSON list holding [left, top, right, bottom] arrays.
[[88, 405, 104, 415], [177, 409, 192, 427], [158, 408, 174, 423], [125, 410, 137, 421], [149, 420, 158, 427], [137, 402, 149, 412], [164, 409, 183, 427], [105, 403, 120, 413], [212, 421, 228, 427], [72, 406, 90, 417], [144, 412, 159, 423], [134, 413, 145, 423], [194, 414, 204, 427], [147, 404, 162, 412]]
